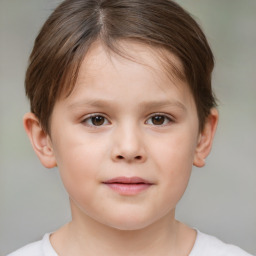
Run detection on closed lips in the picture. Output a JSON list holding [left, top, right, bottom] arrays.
[[102, 176, 154, 195], [103, 176, 153, 185]]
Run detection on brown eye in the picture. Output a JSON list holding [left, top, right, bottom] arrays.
[[91, 116, 105, 126], [146, 114, 171, 126], [83, 115, 109, 127], [152, 115, 165, 125]]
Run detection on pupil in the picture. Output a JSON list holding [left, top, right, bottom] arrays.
[[152, 115, 164, 125], [92, 116, 104, 126]]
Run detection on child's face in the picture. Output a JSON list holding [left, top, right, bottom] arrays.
[[47, 41, 206, 230]]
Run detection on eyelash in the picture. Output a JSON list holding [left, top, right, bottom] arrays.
[[81, 113, 173, 127]]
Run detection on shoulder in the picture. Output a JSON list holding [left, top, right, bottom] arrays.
[[7, 239, 44, 256], [7, 233, 58, 256], [189, 230, 254, 256]]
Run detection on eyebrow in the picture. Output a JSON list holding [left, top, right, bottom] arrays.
[[68, 99, 186, 112], [68, 99, 113, 109], [138, 100, 187, 112]]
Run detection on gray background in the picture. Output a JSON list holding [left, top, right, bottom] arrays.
[[0, 0, 255, 255]]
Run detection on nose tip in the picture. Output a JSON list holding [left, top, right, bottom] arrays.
[[111, 139, 147, 163], [111, 124, 147, 163]]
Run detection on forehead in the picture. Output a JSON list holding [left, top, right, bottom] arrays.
[[72, 40, 186, 92], [60, 40, 195, 111]]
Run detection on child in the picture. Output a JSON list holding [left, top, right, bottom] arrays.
[[8, 0, 253, 255]]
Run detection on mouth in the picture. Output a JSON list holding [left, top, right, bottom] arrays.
[[102, 176, 153, 195]]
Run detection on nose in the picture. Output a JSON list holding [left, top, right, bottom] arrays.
[[111, 123, 147, 163]]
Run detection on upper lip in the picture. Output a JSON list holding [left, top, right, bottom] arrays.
[[103, 176, 153, 184]]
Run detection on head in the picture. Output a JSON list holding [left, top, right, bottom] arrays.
[[25, 0, 216, 135], [23, 0, 218, 230]]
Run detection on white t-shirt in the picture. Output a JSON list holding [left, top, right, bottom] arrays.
[[7, 230, 254, 256]]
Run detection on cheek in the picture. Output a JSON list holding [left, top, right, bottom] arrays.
[[53, 135, 106, 196], [53, 128, 106, 169], [151, 131, 197, 171], [150, 131, 197, 197]]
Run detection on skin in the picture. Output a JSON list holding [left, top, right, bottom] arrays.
[[24, 41, 218, 256]]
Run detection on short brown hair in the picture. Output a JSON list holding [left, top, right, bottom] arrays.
[[25, 0, 216, 134]]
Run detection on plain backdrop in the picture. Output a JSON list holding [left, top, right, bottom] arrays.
[[0, 0, 255, 255]]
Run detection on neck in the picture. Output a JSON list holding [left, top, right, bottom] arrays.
[[51, 201, 196, 256]]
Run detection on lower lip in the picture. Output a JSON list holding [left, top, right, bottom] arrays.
[[104, 183, 152, 195]]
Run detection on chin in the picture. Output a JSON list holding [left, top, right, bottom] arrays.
[[101, 212, 160, 231]]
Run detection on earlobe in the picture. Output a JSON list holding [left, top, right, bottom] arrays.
[[193, 108, 219, 167], [23, 112, 57, 168]]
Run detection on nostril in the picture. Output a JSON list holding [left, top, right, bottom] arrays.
[[116, 155, 142, 160]]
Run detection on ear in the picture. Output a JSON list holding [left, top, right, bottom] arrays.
[[23, 112, 57, 168], [193, 108, 219, 167]]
